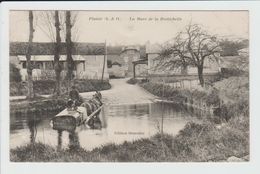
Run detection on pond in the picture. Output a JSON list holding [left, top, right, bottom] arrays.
[[10, 102, 202, 151]]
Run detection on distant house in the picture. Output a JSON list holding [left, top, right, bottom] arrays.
[[120, 46, 141, 76], [107, 46, 124, 65], [146, 42, 221, 76], [219, 55, 249, 72], [238, 48, 249, 57], [146, 43, 162, 75], [10, 42, 109, 81], [108, 62, 125, 78], [107, 46, 125, 78], [107, 45, 147, 78]]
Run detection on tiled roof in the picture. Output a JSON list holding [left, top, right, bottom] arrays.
[[10, 42, 105, 56]]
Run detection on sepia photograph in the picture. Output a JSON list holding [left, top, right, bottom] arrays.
[[7, 9, 250, 163]]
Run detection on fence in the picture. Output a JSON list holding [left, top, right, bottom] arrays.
[[20, 69, 109, 81]]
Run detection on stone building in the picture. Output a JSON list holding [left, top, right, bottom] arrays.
[[9, 42, 109, 81], [107, 45, 147, 78]]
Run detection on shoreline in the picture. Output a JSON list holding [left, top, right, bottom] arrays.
[[10, 118, 249, 162]]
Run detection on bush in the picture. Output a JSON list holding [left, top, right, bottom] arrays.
[[221, 68, 246, 78], [205, 88, 220, 106], [140, 82, 221, 107], [218, 100, 249, 122], [126, 78, 139, 85], [10, 63, 22, 82], [10, 79, 111, 96], [10, 82, 27, 96]]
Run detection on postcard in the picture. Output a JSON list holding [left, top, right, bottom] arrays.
[[1, 1, 260, 174]]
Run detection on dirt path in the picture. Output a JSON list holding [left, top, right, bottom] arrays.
[[81, 78, 158, 105]]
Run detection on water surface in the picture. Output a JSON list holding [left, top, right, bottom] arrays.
[[10, 102, 200, 150]]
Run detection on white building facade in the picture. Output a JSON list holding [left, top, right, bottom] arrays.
[[13, 55, 108, 81]]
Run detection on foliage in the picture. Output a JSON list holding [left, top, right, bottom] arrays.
[[205, 88, 220, 106], [10, 63, 22, 82], [140, 82, 221, 107], [221, 68, 246, 78], [10, 97, 67, 115], [219, 39, 249, 56], [213, 76, 249, 103], [10, 79, 111, 96], [126, 78, 139, 85], [217, 100, 249, 122]]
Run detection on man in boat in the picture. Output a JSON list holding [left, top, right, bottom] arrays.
[[69, 85, 82, 106], [67, 99, 75, 111]]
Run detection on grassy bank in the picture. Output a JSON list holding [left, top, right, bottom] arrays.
[[10, 79, 111, 114], [10, 115, 249, 162], [139, 77, 249, 123], [10, 96, 67, 115], [139, 81, 222, 105], [10, 79, 111, 96]]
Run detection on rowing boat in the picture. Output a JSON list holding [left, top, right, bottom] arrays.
[[50, 91, 103, 132]]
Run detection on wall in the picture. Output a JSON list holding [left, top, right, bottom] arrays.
[[120, 49, 140, 77], [19, 69, 77, 81], [135, 64, 148, 77], [108, 65, 125, 78], [107, 54, 126, 78], [17, 55, 109, 81], [82, 55, 109, 80]]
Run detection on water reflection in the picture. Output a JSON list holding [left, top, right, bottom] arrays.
[[27, 118, 40, 144], [68, 131, 80, 150], [57, 130, 62, 150], [56, 130, 80, 150], [10, 102, 203, 150]]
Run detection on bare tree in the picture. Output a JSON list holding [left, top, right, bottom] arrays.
[[36, 11, 56, 42], [155, 38, 192, 75], [65, 11, 74, 88], [26, 11, 35, 99], [156, 24, 220, 87], [53, 11, 62, 96], [36, 11, 79, 42], [36, 11, 79, 95], [185, 24, 220, 86]]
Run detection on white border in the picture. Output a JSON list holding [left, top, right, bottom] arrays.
[[1, 1, 260, 174]]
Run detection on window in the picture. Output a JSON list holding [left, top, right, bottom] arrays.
[[62, 62, 67, 70], [33, 62, 43, 69], [22, 62, 26, 69], [45, 61, 54, 70]]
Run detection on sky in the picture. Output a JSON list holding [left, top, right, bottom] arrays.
[[9, 11, 249, 45]]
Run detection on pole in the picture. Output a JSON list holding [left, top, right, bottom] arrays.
[[133, 63, 136, 79], [101, 40, 107, 82]]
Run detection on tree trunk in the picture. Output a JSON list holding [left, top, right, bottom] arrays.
[[65, 11, 74, 90], [54, 11, 62, 96], [197, 65, 204, 87], [26, 11, 34, 99], [181, 64, 188, 75]]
